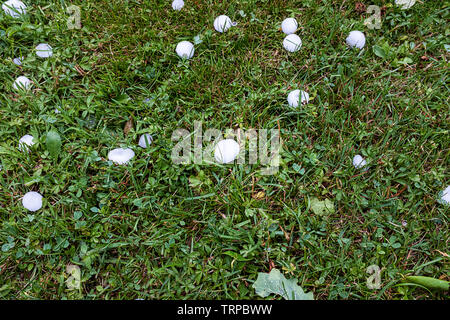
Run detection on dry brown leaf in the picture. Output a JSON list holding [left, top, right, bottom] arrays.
[[124, 117, 133, 135]]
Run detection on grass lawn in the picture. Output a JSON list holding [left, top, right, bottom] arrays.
[[0, 0, 448, 299]]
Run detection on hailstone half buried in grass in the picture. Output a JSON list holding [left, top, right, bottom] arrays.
[[35, 43, 53, 58], [283, 34, 302, 52], [214, 139, 240, 164], [346, 31, 366, 49], [281, 18, 298, 35], [172, 0, 184, 11], [138, 134, 153, 148], [287, 89, 309, 107], [13, 76, 31, 90], [19, 134, 35, 152], [13, 57, 22, 66], [108, 148, 135, 165], [176, 41, 195, 59], [213, 15, 236, 33], [22, 191, 43, 212], [439, 185, 450, 205], [2, 0, 26, 18], [352, 155, 367, 169]]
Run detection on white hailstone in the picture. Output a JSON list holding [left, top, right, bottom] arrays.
[[35, 43, 53, 58], [213, 15, 236, 33], [346, 31, 366, 49], [22, 191, 43, 212], [283, 34, 302, 52], [352, 155, 367, 169], [287, 89, 309, 107], [108, 148, 135, 165], [176, 41, 195, 59], [138, 133, 153, 148], [13, 76, 32, 90], [13, 57, 22, 66], [395, 0, 416, 10], [55, 105, 62, 114], [214, 139, 240, 164], [2, 0, 26, 18], [19, 134, 35, 152], [281, 18, 298, 35], [171, 0, 184, 11], [440, 185, 450, 205]]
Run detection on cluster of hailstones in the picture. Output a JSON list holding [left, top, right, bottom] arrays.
[[3, 0, 155, 211], [4, 0, 448, 210]]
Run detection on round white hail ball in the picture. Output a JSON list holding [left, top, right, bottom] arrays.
[[172, 0, 184, 11], [283, 34, 302, 52], [281, 18, 298, 35], [214, 139, 240, 164], [395, 0, 416, 10], [13, 57, 22, 66], [138, 134, 153, 148], [440, 185, 450, 205], [352, 155, 367, 169], [108, 148, 135, 165], [22, 191, 43, 212], [213, 15, 235, 33], [346, 31, 366, 49], [19, 134, 35, 152], [35, 43, 53, 58], [13, 76, 31, 90], [287, 89, 309, 107], [2, 0, 26, 18], [176, 41, 195, 59]]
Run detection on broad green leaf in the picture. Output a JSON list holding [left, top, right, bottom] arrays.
[[404, 276, 449, 291], [398, 57, 413, 65], [188, 176, 202, 188], [310, 198, 335, 215], [46, 130, 62, 159], [373, 45, 387, 59], [73, 211, 83, 220], [253, 268, 314, 300]]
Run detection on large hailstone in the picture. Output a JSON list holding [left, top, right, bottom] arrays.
[[395, 0, 416, 9], [138, 134, 153, 148], [346, 31, 366, 49], [213, 15, 236, 33], [172, 0, 184, 10], [283, 34, 302, 52], [2, 0, 26, 17], [281, 18, 298, 35], [108, 148, 135, 165], [214, 139, 240, 164], [440, 185, 450, 205], [35, 43, 53, 58], [176, 41, 195, 59], [22, 191, 43, 212], [352, 155, 367, 169], [287, 89, 309, 107], [13, 76, 32, 90], [19, 134, 35, 152]]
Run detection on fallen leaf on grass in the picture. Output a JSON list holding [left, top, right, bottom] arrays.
[[253, 268, 314, 300]]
